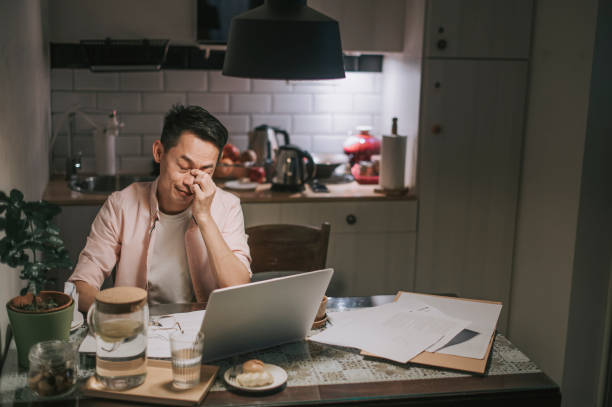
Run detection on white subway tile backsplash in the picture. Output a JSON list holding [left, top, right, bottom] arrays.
[[120, 156, 154, 174], [165, 70, 207, 91], [354, 95, 382, 113], [142, 92, 186, 112], [293, 115, 332, 133], [187, 93, 229, 112], [51, 69, 73, 90], [314, 94, 353, 113], [288, 134, 313, 151], [97, 92, 141, 112], [209, 71, 250, 92], [50, 70, 384, 174], [333, 114, 373, 133], [52, 135, 68, 156], [74, 70, 119, 90], [230, 94, 271, 113], [291, 82, 338, 93], [273, 94, 312, 113], [252, 79, 292, 93], [51, 91, 96, 112], [142, 135, 159, 153], [228, 135, 249, 151], [312, 135, 347, 153], [216, 115, 250, 133], [75, 114, 107, 132], [72, 135, 95, 156], [120, 72, 163, 91], [251, 115, 291, 132], [335, 72, 376, 93], [116, 136, 142, 156], [121, 114, 164, 133]]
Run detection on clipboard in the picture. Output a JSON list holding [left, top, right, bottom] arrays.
[[361, 291, 501, 374]]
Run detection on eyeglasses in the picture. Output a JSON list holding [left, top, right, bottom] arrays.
[[150, 315, 184, 332]]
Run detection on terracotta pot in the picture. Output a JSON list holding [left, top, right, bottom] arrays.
[[6, 291, 74, 367]]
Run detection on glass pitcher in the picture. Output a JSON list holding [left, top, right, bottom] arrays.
[[87, 287, 148, 390]]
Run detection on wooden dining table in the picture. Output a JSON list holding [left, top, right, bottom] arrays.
[[0, 296, 561, 406]]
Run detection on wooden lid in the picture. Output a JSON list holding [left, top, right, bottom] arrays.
[[96, 287, 147, 314]]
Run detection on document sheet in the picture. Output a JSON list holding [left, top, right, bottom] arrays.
[[309, 299, 470, 363], [80, 310, 206, 357], [397, 293, 502, 359]]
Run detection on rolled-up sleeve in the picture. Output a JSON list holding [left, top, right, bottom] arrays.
[[68, 193, 122, 288], [222, 197, 252, 277]]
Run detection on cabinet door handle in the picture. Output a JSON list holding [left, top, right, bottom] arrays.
[[346, 214, 357, 225], [432, 125, 442, 134], [437, 39, 447, 50]]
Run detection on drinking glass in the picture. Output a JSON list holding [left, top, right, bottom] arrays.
[[169, 329, 204, 389]]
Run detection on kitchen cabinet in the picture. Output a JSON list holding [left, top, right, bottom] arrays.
[[243, 201, 417, 296], [415, 59, 528, 332], [425, 0, 533, 59], [309, 0, 406, 52], [54, 199, 417, 297]]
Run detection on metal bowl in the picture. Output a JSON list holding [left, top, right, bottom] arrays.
[[312, 153, 348, 179]]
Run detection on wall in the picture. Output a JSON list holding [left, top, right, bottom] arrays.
[[508, 0, 598, 387], [49, 70, 384, 175], [560, 0, 612, 403], [0, 0, 51, 349]]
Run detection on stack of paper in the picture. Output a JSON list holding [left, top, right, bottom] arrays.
[[309, 293, 502, 364]]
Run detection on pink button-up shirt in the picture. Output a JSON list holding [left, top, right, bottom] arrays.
[[68, 178, 251, 302]]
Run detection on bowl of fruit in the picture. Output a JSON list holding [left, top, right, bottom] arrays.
[[214, 143, 266, 184]]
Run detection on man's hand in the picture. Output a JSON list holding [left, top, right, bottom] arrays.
[[190, 169, 216, 222]]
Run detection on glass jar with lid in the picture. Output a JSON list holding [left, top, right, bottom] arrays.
[[87, 286, 148, 390], [28, 340, 78, 397]]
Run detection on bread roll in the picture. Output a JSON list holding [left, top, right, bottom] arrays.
[[242, 359, 265, 373], [236, 371, 273, 387], [236, 359, 273, 387]]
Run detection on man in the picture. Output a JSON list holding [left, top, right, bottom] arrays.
[[69, 105, 252, 312]]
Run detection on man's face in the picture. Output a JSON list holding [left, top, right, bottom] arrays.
[[153, 131, 219, 214]]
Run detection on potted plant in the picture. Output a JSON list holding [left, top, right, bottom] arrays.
[[0, 189, 74, 367]]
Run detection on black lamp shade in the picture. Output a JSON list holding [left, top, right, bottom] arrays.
[[223, 0, 345, 80]]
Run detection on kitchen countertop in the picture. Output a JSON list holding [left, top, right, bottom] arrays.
[[43, 176, 416, 205]]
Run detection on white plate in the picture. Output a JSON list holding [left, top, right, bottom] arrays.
[[71, 312, 84, 331], [224, 180, 259, 190], [224, 363, 287, 392]]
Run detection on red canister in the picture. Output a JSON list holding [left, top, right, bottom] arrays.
[[343, 126, 381, 165]]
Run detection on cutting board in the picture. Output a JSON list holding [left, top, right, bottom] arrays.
[[83, 359, 218, 406]]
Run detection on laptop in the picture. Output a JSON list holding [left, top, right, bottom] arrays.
[[200, 268, 333, 362]]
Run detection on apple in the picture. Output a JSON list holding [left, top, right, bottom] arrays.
[[222, 143, 240, 161], [248, 166, 266, 183], [214, 157, 234, 178], [239, 149, 257, 164]]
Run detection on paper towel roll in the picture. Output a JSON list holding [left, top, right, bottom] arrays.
[[380, 134, 407, 190]]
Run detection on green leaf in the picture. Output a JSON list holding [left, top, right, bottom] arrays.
[[9, 189, 24, 203], [0, 190, 7, 202]]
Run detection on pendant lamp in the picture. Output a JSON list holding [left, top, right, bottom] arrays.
[[223, 0, 345, 80]]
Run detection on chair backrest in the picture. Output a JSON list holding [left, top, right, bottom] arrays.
[[246, 222, 331, 274]]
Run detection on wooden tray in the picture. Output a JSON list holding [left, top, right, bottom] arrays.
[[83, 359, 218, 406]]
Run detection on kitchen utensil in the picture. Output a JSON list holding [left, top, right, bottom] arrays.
[[343, 126, 381, 165], [270, 145, 315, 192], [312, 153, 348, 179], [248, 125, 290, 166]]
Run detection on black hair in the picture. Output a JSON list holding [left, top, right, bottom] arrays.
[[160, 104, 228, 153]]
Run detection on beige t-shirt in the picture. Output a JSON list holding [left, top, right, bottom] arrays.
[[147, 208, 195, 304]]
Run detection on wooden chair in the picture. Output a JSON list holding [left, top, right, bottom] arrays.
[[246, 222, 331, 281]]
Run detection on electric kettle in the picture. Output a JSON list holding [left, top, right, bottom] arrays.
[[248, 124, 290, 165], [271, 145, 316, 192]]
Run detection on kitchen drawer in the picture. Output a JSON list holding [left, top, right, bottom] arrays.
[[243, 201, 417, 234]]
